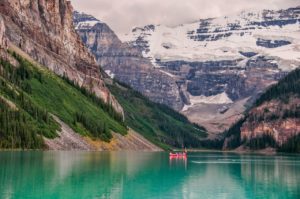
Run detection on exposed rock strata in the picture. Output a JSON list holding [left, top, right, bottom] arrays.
[[240, 98, 300, 146]]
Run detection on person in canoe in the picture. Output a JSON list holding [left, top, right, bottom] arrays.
[[169, 148, 187, 158]]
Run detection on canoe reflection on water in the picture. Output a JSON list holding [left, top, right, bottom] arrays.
[[169, 153, 187, 170]]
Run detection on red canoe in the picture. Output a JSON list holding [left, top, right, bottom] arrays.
[[169, 152, 187, 158]]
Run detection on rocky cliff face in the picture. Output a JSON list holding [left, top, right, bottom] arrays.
[[73, 12, 183, 110], [0, 0, 123, 115], [0, 15, 14, 64]]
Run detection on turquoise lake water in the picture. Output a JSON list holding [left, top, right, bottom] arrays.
[[0, 151, 299, 199]]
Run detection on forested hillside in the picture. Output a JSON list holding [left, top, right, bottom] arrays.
[[0, 52, 127, 148], [223, 68, 300, 152], [255, 68, 300, 106], [107, 81, 207, 149]]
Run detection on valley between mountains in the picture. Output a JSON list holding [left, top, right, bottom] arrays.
[[0, 0, 299, 153]]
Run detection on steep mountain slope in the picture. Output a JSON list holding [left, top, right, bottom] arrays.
[[0, 0, 123, 114], [222, 68, 300, 152], [77, 7, 300, 133], [0, 45, 162, 150], [0, 49, 127, 148]]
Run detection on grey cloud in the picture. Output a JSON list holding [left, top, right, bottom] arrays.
[[71, 0, 300, 36]]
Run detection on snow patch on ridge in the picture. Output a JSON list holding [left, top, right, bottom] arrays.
[[75, 20, 99, 30], [190, 92, 233, 105], [133, 23, 299, 63], [159, 69, 175, 77], [105, 70, 115, 79], [182, 92, 233, 112]]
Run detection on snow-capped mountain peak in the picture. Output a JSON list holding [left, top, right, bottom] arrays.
[[121, 7, 300, 70]]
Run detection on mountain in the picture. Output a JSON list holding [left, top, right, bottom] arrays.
[[75, 7, 300, 133], [222, 68, 300, 153]]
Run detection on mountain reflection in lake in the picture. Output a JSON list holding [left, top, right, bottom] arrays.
[[0, 152, 299, 199]]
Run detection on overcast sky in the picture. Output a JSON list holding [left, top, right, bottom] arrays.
[[71, 0, 300, 36]]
